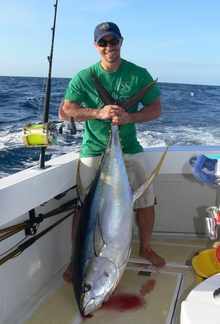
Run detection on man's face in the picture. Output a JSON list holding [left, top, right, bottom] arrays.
[[94, 35, 123, 65]]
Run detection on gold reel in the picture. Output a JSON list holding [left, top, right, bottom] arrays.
[[22, 122, 58, 147]]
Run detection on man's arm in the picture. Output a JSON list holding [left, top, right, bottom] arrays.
[[112, 97, 162, 125], [130, 97, 162, 123], [58, 99, 125, 122]]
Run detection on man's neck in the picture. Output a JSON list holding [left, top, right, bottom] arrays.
[[100, 58, 122, 72]]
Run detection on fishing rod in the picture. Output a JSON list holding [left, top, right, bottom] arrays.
[[22, 1, 77, 167], [39, 0, 59, 168], [21, 1, 59, 169], [0, 197, 78, 241], [0, 210, 75, 266], [22, 1, 77, 168]]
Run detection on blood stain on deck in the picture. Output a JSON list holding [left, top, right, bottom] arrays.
[[104, 293, 146, 311], [140, 279, 156, 296], [103, 278, 156, 312], [83, 278, 156, 320]]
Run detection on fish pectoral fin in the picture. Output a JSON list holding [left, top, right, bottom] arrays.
[[94, 214, 107, 256]]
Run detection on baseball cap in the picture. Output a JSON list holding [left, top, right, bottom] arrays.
[[94, 22, 122, 43]]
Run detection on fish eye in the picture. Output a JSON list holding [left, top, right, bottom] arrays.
[[82, 284, 91, 292], [104, 271, 109, 277]]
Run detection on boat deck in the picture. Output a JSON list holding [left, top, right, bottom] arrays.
[[22, 234, 214, 324]]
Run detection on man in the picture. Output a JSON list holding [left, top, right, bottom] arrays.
[[59, 22, 166, 284]]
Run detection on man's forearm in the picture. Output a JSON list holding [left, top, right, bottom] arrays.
[[129, 98, 162, 124], [59, 100, 100, 122]]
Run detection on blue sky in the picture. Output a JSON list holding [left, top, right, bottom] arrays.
[[1, 0, 219, 86]]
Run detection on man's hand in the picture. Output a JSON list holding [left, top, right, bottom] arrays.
[[111, 110, 131, 125], [99, 104, 132, 125], [98, 105, 125, 121]]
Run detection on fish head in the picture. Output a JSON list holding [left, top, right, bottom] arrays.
[[80, 257, 118, 316]]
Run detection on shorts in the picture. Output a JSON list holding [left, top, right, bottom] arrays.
[[78, 152, 155, 209]]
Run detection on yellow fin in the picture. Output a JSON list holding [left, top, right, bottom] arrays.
[[132, 145, 169, 202]]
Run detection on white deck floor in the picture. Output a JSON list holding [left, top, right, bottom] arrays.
[[18, 234, 215, 324]]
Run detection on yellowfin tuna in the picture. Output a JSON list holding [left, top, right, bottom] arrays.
[[72, 74, 168, 316]]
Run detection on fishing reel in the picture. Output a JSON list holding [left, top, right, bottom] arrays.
[[22, 122, 58, 147]]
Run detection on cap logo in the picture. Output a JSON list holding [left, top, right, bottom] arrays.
[[99, 23, 110, 30]]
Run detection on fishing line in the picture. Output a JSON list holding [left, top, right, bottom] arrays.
[[36, 78, 47, 124]]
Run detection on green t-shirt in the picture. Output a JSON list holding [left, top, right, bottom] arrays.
[[64, 59, 161, 157]]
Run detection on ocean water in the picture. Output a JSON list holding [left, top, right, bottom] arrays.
[[0, 76, 220, 179]]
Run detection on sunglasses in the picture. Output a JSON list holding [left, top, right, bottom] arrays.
[[97, 37, 120, 48]]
